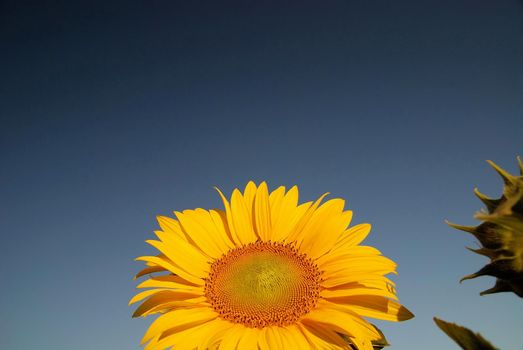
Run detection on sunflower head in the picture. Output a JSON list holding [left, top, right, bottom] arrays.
[[205, 241, 322, 328], [131, 182, 413, 350]]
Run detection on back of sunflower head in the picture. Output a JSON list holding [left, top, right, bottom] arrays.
[[434, 157, 523, 350], [448, 156, 523, 297]]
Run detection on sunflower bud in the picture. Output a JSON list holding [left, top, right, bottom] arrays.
[[448, 157, 523, 297]]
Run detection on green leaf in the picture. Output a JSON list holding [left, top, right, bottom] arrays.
[[434, 318, 499, 350]]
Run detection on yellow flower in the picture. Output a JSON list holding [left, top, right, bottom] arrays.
[[131, 182, 413, 350]]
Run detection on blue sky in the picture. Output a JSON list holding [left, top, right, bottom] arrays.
[[1, 1, 523, 349]]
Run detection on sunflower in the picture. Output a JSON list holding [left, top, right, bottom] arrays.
[[131, 182, 413, 350]]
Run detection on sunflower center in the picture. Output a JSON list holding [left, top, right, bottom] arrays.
[[205, 241, 321, 328]]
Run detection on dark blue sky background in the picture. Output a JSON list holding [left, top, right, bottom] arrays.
[[1, 1, 523, 349]]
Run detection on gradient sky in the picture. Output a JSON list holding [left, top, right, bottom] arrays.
[[1, 1, 523, 349]]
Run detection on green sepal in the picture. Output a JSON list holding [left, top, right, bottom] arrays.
[[433, 317, 498, 350]]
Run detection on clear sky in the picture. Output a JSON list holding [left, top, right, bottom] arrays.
[[1, 1, 523, 349]]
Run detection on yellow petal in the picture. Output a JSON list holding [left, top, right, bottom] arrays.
[[269, 185, 290, 239], [129, 288, 172, 305], [243, 181, 257, 223], [323, 278, 398, 300], [317, 245, 382, 267], [217, 324, 244, 349], [195, 208, 235, 250], [237, 326, 260, 350], [156, 216, 187, 241], [134, 265, 165, 279], [257, 327, 271, 350], [283, 325, 311, 350], [130, 283, 203, 309], [265, 326, 286, 349], [300, 201, 352, 259], [322, 286, 397, 300], [303, 300, 381, 342], [153, 230, 178, 244], [322, 255, 397, 280], [298, 321, 347, 349], [142, 307, 217, 345], [286, 192, 329, 245], [254, 182, 272, 241], [136, 275, 203, 290], [146, 239, 210, 278], [209, 209, 236, 250], [349, 336, 374, 350], [323, 272, 395, 288], [230, 188, 258, 244], [197, 319, 235, 350], [277, 327, 303, 350], [176, 209, 230, 259], [269, 185, 286, 211], [132, 292, 206, 317], [215, 187, 243, 246], [333, 224, 371, 250], [326, 295, 414, 322], [135, 256, 204, 286], [243, 181, 257, 209], [327, 276, 396, 289], [271, 186, 308, 242], [174, 319, 237, 350], [145, 320, 216, 350]]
